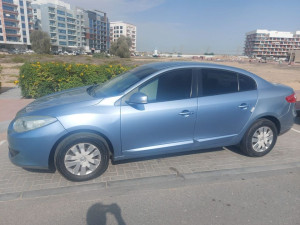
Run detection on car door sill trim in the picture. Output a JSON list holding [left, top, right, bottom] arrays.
[[124, 140, 194, 152], [195, 134, 237, 142]]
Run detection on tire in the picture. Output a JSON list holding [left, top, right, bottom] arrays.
[[54, 132, 109, 181], [240, 119, 277, 157]]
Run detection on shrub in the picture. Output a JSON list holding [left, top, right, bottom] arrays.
[[18, 62, 133, 98], [30, 30, 51, 54], [93, 53, 110, 58], [110, 36, 132, 58]]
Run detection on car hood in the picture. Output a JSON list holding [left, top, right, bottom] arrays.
[[18, 86, 102, 116]]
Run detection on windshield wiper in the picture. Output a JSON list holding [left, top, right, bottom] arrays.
[[86, 84, 99, 96]]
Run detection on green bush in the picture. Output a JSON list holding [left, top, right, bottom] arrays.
[[18, 62, 133, 98]]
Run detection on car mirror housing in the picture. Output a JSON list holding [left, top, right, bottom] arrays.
[[127, 92, 148, 104]]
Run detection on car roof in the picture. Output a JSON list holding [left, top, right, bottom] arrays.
[[141, 61, 271, 88], [144, 61, 249, 74]]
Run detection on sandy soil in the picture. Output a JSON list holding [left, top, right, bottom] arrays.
[[1, 56, 300, 92]]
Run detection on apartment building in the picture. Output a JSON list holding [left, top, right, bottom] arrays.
[[244, 29, 300, 58], [83, 10, 109, 53], [32, 0, 110, 52], [32, 0, 86, 51], [0, 0, 34, 48], [110, 21, 136, 52]]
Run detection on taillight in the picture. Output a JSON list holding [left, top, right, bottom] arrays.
[[285, 93, 297, 103]]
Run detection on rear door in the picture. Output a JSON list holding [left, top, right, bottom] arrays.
[[194, 68, 258, 148]]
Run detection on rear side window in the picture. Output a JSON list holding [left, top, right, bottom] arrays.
[[201, 69, 238, 96], [238, 74, 257, 91]]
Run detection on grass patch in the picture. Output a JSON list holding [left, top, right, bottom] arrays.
[[11, 56, 27, 63]]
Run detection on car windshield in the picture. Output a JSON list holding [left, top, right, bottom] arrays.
[[92, 66, 158, 98]]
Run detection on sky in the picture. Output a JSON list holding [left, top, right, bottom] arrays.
[[64, 0, 300, 54]]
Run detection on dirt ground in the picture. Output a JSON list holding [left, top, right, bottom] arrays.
[[0, 55, 300, 92]]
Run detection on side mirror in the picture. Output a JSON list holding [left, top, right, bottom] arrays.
[[127, 92, 148, 105]]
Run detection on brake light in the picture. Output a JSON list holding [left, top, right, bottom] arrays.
[[285, 93, 297, 103]]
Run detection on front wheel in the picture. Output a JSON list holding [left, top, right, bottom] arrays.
[[55, 133, 109, 181], [240, 119, 277, 157]]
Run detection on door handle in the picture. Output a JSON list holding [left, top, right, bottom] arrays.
[[238, 103, 249, 110], [179, 110, 194, 117]]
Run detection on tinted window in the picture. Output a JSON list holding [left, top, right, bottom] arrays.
[[138, 69, 192, 102], [239, 74, 257, 91], [201, 69, 238, 96]]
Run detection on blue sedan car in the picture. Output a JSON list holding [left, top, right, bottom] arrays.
[[8, 62, 297, 181]]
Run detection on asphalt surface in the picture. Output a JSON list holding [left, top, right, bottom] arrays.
[[0, 166, 299, 225]]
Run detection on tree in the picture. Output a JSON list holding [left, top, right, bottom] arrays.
[[30, 30, 51, 54], [110, 36, 132, 58]]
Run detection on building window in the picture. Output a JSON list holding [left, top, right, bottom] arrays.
[[22, 23, 26, 28], [21, 16, 25, 21], [57, 10, 65, 15], [59, 35, 66, 39], [0, 36, 3, 41], [58, 23, 66, 28], [0, 28, 2, 33], [34, 9, 37, 13], [23, 38, 27, 42], [59, 41, 66, 45], [23, 30, 26, 35], [19, 0, 23, 6], [58, 16, 65, 22], [67, 13, 73, 18], [20, 8, 24, 14], [58, 29, 66, 34], [3, 5, 15, 11]]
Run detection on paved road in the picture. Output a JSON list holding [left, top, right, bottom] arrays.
[[0, 166, 299, 225], [0, 118, 299, 199]]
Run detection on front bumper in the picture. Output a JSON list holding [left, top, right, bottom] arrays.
[[7, 120, 67, 169]]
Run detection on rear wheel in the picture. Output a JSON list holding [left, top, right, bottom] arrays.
[[240, 119, 277, 157], [55, 133, 109, 181]]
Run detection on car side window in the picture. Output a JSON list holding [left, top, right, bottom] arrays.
[[139, 69, 193, 103], [238, 74, 257, 91], [200, 69, 238, 96]]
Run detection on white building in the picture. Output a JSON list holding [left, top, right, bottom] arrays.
[[110, 21, 136, 52], [244, 29, 300, 58]]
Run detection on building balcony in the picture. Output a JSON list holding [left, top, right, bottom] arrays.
[[4, 18, 19, 22], [28, 14, 33, 17], [2, 1, 18, 7], [6, 33, 21, 37], [5, 26, 20, 30], [3, 9, 18, 15]]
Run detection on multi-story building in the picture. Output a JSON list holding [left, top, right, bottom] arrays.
[[110, 21, 136, 52], [244, 29, 300, 58], [0, 0, 34, 49], [32, 0, 86, 51], [32, 0, 109, 52], [83, 10, 109, 53]]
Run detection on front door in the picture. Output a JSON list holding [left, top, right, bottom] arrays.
[[121, 68, 197, 154]]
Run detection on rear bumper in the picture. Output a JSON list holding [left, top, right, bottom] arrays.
[[278, 103, 297, 135]]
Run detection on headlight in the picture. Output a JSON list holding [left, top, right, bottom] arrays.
[[13, 116, 57, 133]]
